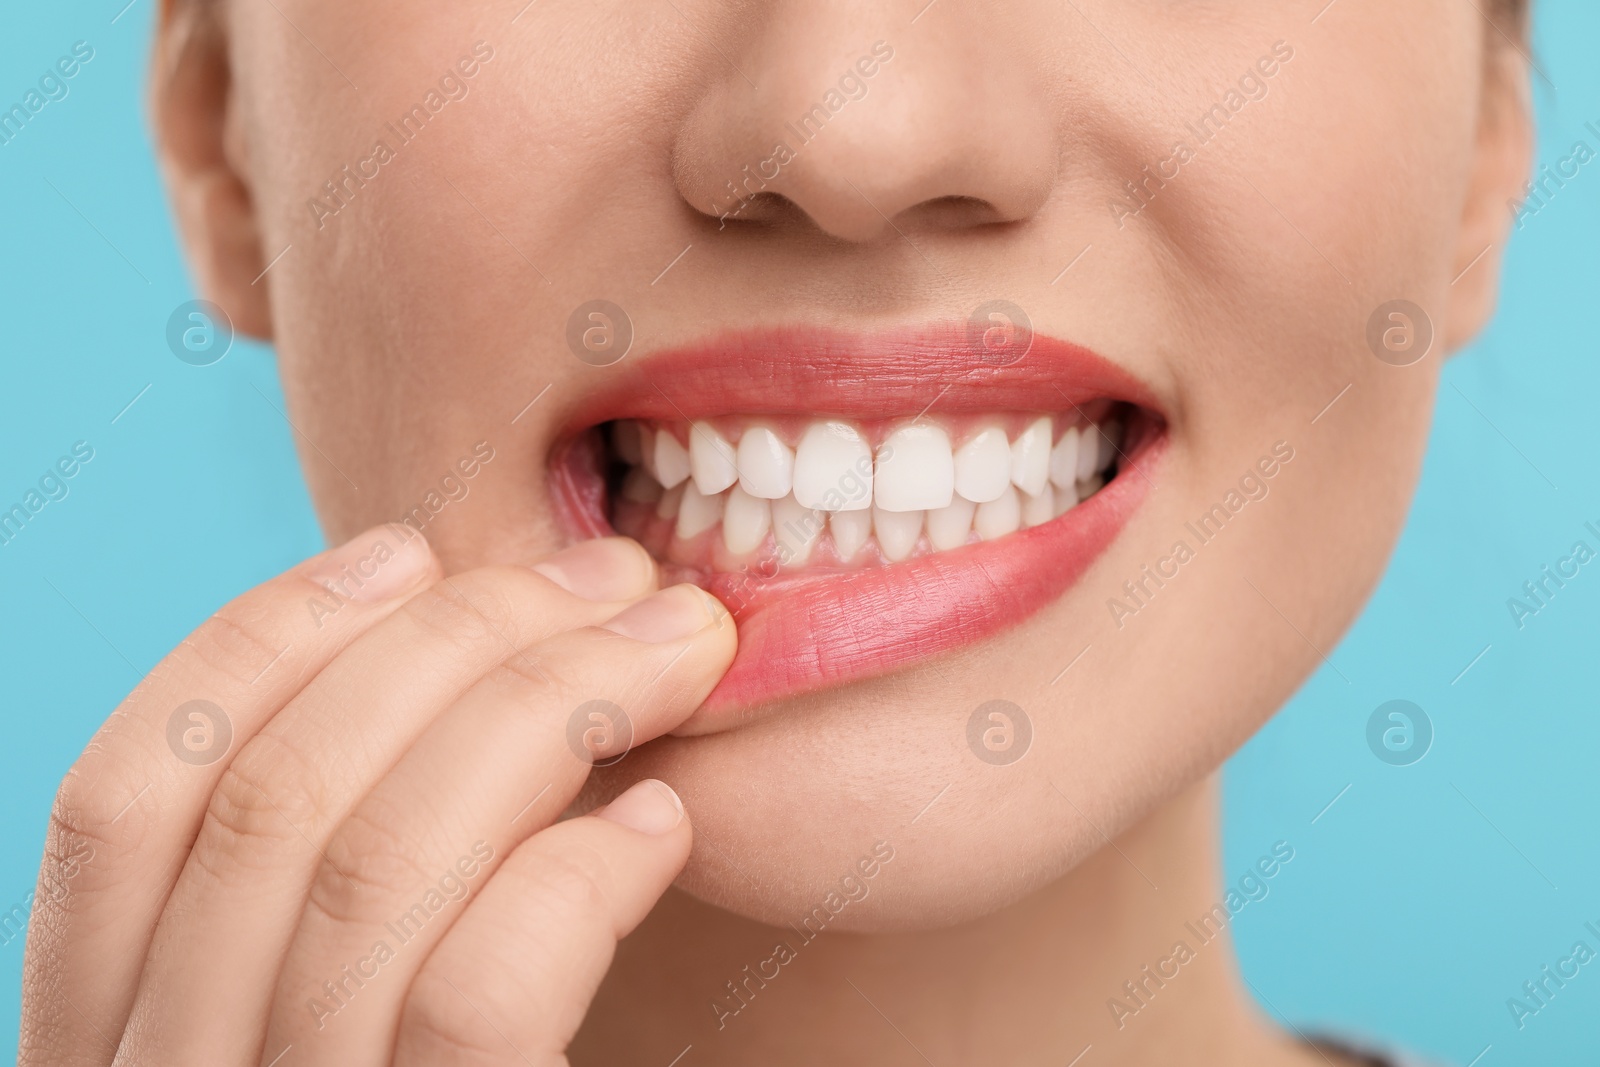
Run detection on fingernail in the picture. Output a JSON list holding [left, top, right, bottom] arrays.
[[532, 538, 655, 601], [602, 585, 724, 643], [307, 525, 433, 602], [597, 779, 684, 835]]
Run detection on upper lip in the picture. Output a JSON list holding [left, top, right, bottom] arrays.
[[562, 322, 1165, 428]]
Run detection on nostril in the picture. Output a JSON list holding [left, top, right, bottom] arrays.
[[899, 195, 1012, 231], [710, 190, 807, 230], [713, 191, 1013, 238]]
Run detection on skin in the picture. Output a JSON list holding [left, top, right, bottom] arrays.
[[22, 0, 1531, 1065]]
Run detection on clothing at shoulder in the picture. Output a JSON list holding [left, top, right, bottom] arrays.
[[1309, 1036, 1452, 1067]]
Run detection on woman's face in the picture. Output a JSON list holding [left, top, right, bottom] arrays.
[[165, 0, 1525, 928]]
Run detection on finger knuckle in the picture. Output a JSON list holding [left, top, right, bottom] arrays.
[[396, 576, 520, 658], [480, 657, 573, 715], [193, 734, 329, 884], [309, 804, 441, 926], [522, 843, 618, 927], [47, 740, 159, 881], [180, 606, 293, 692], [633, 659, 704, 709]]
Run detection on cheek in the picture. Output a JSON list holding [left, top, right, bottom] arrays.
[[241, 5, 699, 543], [1118, 4, 1479, 373]]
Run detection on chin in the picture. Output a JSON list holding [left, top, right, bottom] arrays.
[[607, 652, 1261, 932], [578, 651, 1152, 933]]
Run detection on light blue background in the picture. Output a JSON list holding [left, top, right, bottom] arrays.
[[1, 2, 1595, 1062]]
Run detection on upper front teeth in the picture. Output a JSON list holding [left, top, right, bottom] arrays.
[[875, 425, 954, 512], [1010, 416, 1052, 497], [1049, 428, 1080, 489], [735, 426, 794, 499], [689, 421, 739, 494], [612, 412, 1124, 565], [793, 421, 873, 511], [953, 426, 1011, 503], [646, 426, 691, 489]]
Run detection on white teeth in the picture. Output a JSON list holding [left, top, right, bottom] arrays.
[[613, 421, 643, 465], [1049, 427, 1080, 491], [830, 508, 872, 562], [873, 507, 923, 562], [772, 494, 824, 566], [655, 481, 686, 521], [621, 467, 663, 504], [653, 431, 691, 489], [927, 496, 976, 551], [974, 485, 1021, 541], [1054, 485, 1080, 517], [1021, 485, 1054, 528], [721, 486, 771, 555], [1075, 424, 1099, 482], [1097, 419, 1121, 473], [1009, 416, 1052, 497], [736, 426, 794, 500], [875, 425, 954, 512], [689, 422, 739, 495], [619, 412, 1124, 566], [953, 426, 1011, 504], [676, 482, 724, 539], [793, 421, 873, 512]]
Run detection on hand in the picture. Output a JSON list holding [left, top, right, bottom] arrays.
[[20, 526, 735, 1066]]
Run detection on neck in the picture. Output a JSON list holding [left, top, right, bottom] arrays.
[[574, 775, 1313, 1067]]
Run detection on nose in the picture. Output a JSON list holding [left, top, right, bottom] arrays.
[[671, 3, 1060, 243]]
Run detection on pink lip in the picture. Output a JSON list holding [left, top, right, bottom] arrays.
[[550, 324, 1166, 732]]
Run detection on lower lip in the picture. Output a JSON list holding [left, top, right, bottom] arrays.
[[674, 434, 1162, 731], [546, 426, 1164, 734]]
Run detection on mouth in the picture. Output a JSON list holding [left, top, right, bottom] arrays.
[[550, 325, 1166, 731]]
